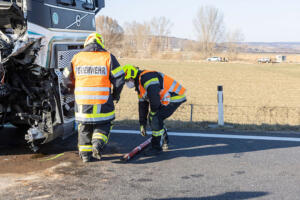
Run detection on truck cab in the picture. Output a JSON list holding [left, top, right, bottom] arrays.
[[0, 0, 104, 151]]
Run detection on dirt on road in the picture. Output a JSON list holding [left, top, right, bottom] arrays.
[[0, 126, 82, 174], [0, 126, 122, 196]]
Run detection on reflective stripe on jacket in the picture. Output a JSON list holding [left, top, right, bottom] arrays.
[[138, 70, 186, 106], [75, 104, 115, 123], [158, 72, 186, 105], [72, 51, 111, 105], [138, 70, 155, 99], [72, 51, 115, 123]]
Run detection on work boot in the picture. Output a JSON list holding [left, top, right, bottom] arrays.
[[80, 152, 92, 163], [143, 136, 162, 156], [92, 147, 102, 160], [92, 143, 103, 160], [143, 145, 162, 156], [162, 130, 169, 151]]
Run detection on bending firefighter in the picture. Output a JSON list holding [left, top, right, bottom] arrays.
[[63, 33, 125, 162], [123, 65, 187, 155]]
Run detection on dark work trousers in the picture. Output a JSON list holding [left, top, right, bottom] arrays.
[[150, 101, 185, 148], [157, 101, 185, 129], [78, 122, 112, 156]]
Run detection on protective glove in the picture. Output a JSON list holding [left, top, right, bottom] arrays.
[[112, 93, 120, 103], [140, 125, 147, 137]]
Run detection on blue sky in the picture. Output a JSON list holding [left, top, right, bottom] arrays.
[[99, 0, 300, 42]]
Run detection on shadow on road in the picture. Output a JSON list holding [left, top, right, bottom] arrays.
[[0, 126, 77, 156], [2, 124, 300, 166], [154, 191, 269, 200], [0, 126, 122, 158], [111, 130, 300, 164]]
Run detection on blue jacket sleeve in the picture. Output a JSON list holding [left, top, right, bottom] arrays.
[[140, 72, 162, 113], [109, 54, 125, 101]]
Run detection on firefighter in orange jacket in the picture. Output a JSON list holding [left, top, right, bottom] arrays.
[[123, 65, 186, 155], [63, 33, 125, 162]]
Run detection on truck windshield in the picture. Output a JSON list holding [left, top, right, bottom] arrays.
[[79, 0, 94, 10], [81, 0, 93, 4], [55, 0, 95, 11]]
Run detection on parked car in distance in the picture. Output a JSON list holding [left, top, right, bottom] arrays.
[[258, 58, 271, 63], [207, 56, 222, 62]]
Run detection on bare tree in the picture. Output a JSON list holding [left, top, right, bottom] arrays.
[[148, 36, 160, 56], [96, 16, 124, 50], [226, 29, 245, 60], [193, 6, 225, 57], [124, 21, 150, 50], [149, 17, 173, 51], [183, 40, 198, 51], [122, 17, 172, 57]]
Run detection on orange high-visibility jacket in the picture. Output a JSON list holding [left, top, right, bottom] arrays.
[[72, 51, 111, 105], [138, 70, 186, 106], [71, 51, 117, 124]]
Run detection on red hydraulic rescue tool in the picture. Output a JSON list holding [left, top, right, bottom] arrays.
[[121, 137, 152, 162]]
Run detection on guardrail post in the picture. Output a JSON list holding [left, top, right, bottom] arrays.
[[190, 104, 194, 122], [218, 86, 224, 126]]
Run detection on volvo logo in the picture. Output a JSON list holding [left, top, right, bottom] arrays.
[[65, 14, 89, 29], [75, 15, 81, 27]]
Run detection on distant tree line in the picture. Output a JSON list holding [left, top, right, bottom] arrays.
[[96, 6, 245, 60]]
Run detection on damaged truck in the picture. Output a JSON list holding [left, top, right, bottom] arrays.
[[0, 0, 104, 151]]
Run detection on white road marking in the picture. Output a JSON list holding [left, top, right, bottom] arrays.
[[168, 144, 228, 151], [111, 130, 300, 142]]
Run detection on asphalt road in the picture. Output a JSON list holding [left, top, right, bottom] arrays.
[[1, 127, 300, 200]]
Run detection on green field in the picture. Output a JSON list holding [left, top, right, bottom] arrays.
[[115, 59, 300, 130]]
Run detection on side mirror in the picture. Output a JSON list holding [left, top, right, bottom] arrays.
[[95, 0, 105, 14]]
